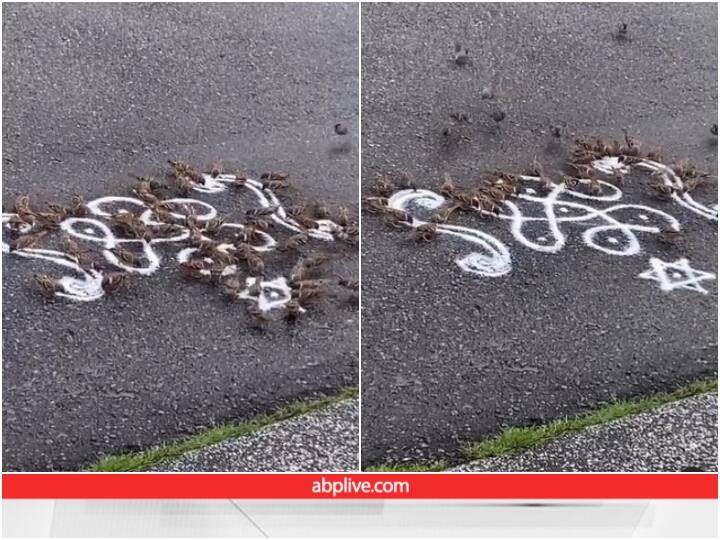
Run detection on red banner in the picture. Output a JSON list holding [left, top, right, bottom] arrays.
[[3, 473, 717, 499]]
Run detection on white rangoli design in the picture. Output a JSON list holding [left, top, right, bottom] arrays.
[[386, 156, 717, 291], [638, 257, 716, 294], [2, 174, 348, 310]]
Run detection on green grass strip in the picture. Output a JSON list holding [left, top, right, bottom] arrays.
[[463, 378, 717, 461], [363, 460, 449, 473], [88, 386, 358, 472]]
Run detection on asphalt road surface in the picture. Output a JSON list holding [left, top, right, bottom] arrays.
[[361, 3, 717, 466], [2, 3, 359, 470]]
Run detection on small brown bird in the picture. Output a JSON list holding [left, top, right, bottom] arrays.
[[236, 244, 265, 275], [286, 204, 308, 218], [371, 175, 396, 197], [311, 201, 331, 219], [575, 137, 595, 152], [36, 210, 64, 230], [683, 177, 707, 193], [408, 223, 438, 243], [199, 240, 235, 265], [62, 235, 92, 266], [587, 178, 603, 196], [656, 226, 684, 246], [650, 183, 675, 201], [671, 160, 696, 180], [34, 274, 63, 298], [5, 214, 30, 231], [111, 247, 139, 267], [133, 181, 160, 205], [562, 176, 579, 190], [362, 197, 389, 214], [101, 272, 129, 294], [289, 253, 329, 284], [62, 234, 83, 255], [210, 162, 223, 178], [179, 260, 211, 282], [292, 283, 323, 305], [439, 172, 456, 196], [174, 175, 195, 196], [334, 225, 359, 245], [431, 203, 461, 223], [232, 171, 248, 188], [289, 262, 310, 284], [262, 177, 291, 190], [282, 233, 310, 252], [284, 300, 304, 322], [334, 123, 348, 135], [537, 176, 555, 193], [46, 202, 68, 219], [293, 214, 319, 230], [527, 157, 544, 177], [237, 226, 267, 245], [333, 205, 351, 227], [203, 217, 226, 236], [621, 129, 641, 156], [260, 171, 289, 182], [302, 252, 331, 270], [111, 212, 146, 239], [245, 215, 273, 231], [568, 163, 594, 178], [221, 274, 243, 299], [168, 160, 204, 184], [68, 195, 88, 217], [396, 170, 416, 190], [246, 206, 277, 218], [11, 231, 47, 251], [337, 276, 359, 290], [247, 304, 271, 331], [646, 147, 664, 162], [153, 223, 184, 238], [14, 195, 36, 224]]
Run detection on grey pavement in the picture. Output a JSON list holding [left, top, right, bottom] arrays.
[[2, 3, 359, 471], [361, 3, 718, 466], [454, 393, 718, 472], [153, 400, 359, 472]]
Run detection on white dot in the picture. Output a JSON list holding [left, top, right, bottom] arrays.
[[671, 272, 683, 279], [83, 228, 96, 235], [118, 209, 128, 214], [638, 214, 649, 221], [268, 291, 280, 299], [525, 188, 537, 195], [558, 207, 569, 213], [607, 237, 619, 245], [536, 236, 547, 242]]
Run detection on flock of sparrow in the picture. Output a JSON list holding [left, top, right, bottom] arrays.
[[364, 133, 715, 247], [5, 161, 358, 327]]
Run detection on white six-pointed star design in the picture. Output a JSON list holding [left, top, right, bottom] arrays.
[[638, 257, 716, 294]]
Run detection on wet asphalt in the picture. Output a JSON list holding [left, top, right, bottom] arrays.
[[360, 3, 718, 466], [2, 2, 359, 471]]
